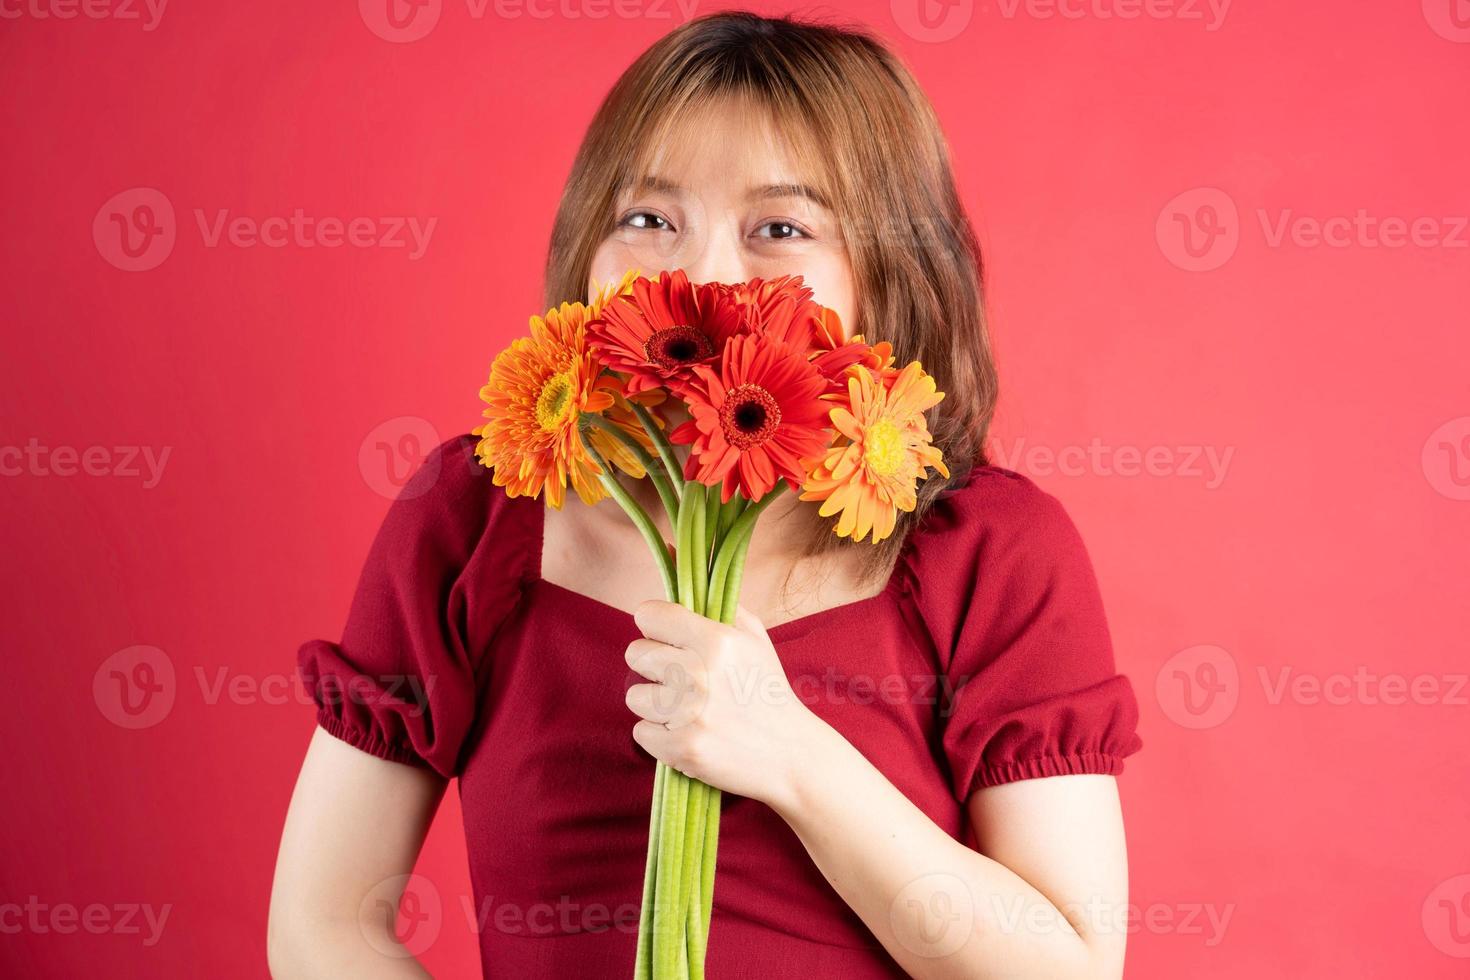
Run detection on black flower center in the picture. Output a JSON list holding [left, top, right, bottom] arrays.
[[719, 384, 781, 449], [644, 326, 714, 371]]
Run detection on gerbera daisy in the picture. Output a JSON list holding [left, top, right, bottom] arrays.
[[808, 308, 875, 392], [846, 340, 899, 387], [799, 360, 949, 543], [473, 288, 651, 509], [588, 270, 742, 398], [730, 275, 874, 392], [726, 275, 818, 346], [670, 333, 832, 503]]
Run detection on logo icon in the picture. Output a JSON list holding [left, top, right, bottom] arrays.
[[1156, 644, 1239, 729], [1156, 187, 1240, 272], [360, 0, 442, 43], [360, 873, 443, 957], [94, 188, 176, 272], [1422, 417, 1470, 501], [890, 0, 974, 43], [359, 416, 442, 501], [93, 645, 176, 729], [1423, 0, 1470, 42], [1423, 874, 1470, 957], [888, 872, 974, 958]]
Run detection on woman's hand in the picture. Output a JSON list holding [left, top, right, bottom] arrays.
[[623, 598, 828, 808]]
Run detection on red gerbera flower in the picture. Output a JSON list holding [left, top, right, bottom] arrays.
[[727, 275, 815, 343], [670, 333, 833, 503], [588, 270, 743, 398], [729, 275, 873, 393]]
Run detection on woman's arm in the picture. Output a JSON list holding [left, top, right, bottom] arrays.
[[774, 718, 1128, 979], [267, 728, 447, 978], [626, 600, 1129, 980]]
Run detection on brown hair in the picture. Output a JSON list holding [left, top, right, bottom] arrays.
[[545, 11, 996, 587]]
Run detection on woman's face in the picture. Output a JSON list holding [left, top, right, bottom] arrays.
[[588, 100, 855, 332]]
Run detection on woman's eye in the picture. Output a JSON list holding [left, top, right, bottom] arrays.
[[753, 221, 808, 241], [620, 211, 673, 231]]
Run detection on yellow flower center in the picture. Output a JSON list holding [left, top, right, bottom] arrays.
[[863, 418, 904, 476], [535, 371, 576, 431]]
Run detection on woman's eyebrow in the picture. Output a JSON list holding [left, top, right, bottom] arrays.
[[630, 174, 684, 196], [626, 175, 830, 209], [752, 183, 830, 209]]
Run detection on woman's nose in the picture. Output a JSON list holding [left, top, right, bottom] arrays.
[[678, 224, 747, 287]]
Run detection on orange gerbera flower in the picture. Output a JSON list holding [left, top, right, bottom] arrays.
[[851, 339, 901, 385], [473, 277, 651, 509], [588, 270, 743, 398], [808, 310, 874, 391], [670, 333, 832, 503], [799, 360, 949, 543]]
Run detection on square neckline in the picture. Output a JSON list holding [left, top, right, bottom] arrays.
[[526, 493, 907, 644]]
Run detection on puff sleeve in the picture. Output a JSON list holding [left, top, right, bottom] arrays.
[[906, 467, 1142, 800], [296, 434, 528, 778]]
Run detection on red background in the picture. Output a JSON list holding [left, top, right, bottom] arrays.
[[3, 1, 1468, 976]]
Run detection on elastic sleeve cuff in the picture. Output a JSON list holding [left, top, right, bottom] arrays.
[[315, 708, 435, 770], [970, 751, 1128, 793]]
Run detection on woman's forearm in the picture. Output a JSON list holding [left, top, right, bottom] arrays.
[[267, 917, 432, 979], [767, 715, 1111, 980], [268, 730, 446, 980]]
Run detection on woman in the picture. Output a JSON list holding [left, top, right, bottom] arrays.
[[269, 12, 1142, 978]]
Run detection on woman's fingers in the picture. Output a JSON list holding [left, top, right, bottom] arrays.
[[631, 719, 681, 768], [633, 598, 712, 650], [624, 637, 681, 681], [625, 639, 709, 729], [625, 682, 681, 726]]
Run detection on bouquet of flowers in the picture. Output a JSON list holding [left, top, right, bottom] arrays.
[[472, 270, 948, 978]]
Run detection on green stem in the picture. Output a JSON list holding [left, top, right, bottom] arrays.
[[719, 515, 759, 627], [633, 760, 666, 978], [582, 412, 679, 526], [690, 488, 707, 615], [578, 429, 676, 602], [715, 491, 746, 541], [682, 779, 709, 977], [702, 484, 720, 578], [705, 489, 783, 625], [632, 401, 686, 498], [675, 483, 697, 611], [653, 769, 690, 978], [696, 788, 720, 963]]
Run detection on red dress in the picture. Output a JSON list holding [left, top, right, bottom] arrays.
[[298, 435, 1142, 978]]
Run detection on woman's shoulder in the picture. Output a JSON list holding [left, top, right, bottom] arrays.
[[898, 459, 1105, 658], [898, 461, 1139, 793], [908, 459, 1083, 559], [371, 432, 540, 584]]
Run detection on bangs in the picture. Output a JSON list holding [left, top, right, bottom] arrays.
[[617, 86, 841, 217]]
